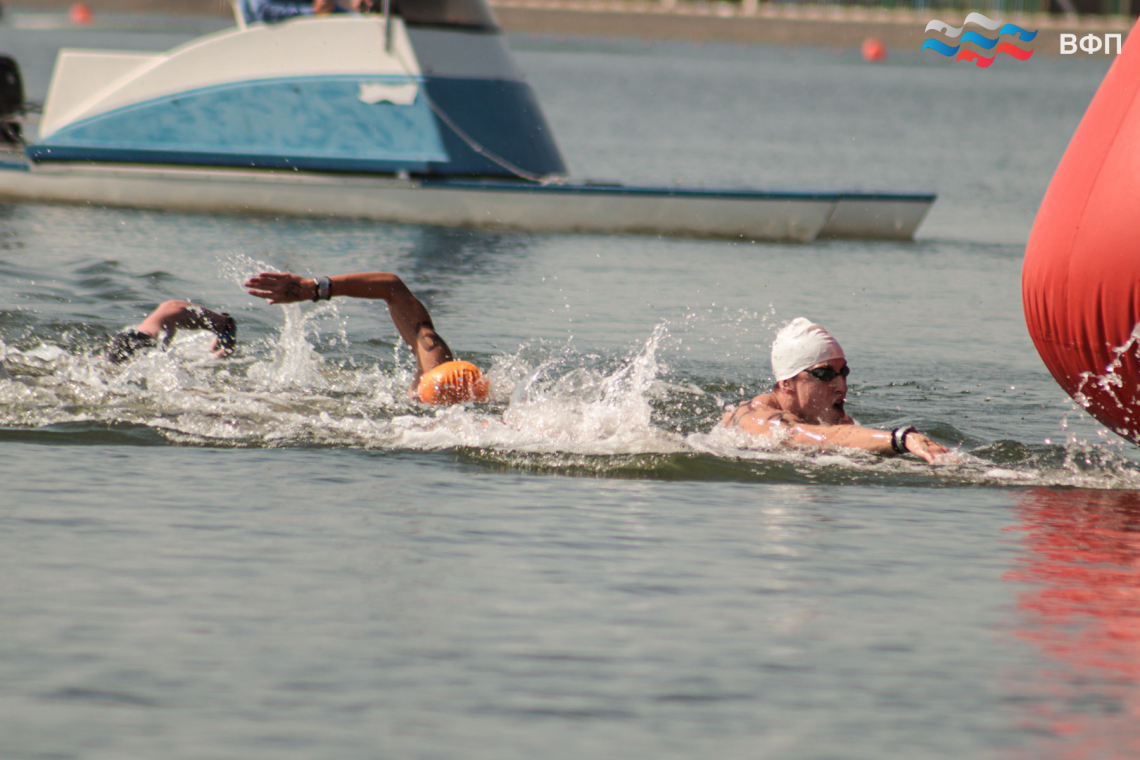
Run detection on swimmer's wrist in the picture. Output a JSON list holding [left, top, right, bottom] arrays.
[[891, 425, 917, 455], [313, 276, 332, 302]]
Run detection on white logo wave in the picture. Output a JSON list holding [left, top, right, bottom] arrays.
[[924, 13, 1003, 38]]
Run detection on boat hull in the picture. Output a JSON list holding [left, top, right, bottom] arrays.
[[0, 161, 933, 242]]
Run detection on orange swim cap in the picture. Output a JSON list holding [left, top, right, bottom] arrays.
[[417, 360, 490, 405]]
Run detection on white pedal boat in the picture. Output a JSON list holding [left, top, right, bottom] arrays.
[[0, 3, 934, 242]]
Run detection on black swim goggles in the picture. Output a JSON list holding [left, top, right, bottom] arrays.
[[806, 365, 850, 382]]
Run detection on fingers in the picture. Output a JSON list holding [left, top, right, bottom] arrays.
[[243, 272, 288, 289], [907, 433, 953, 464], [908, 435, 938, 464], [244, 272, 304, 304], [245, 289, 283, 303]]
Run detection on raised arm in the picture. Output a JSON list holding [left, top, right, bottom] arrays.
[[244, 271, 453, 379]]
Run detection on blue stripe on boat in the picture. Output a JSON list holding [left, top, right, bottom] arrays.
[[33, 75, 448, 167], [30, 75, 567, 178]]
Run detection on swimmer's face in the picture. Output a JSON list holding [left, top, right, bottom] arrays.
[[787, 358, 849, 425]]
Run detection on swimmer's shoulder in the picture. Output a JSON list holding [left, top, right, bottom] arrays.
[[722, 393, 790, 430]]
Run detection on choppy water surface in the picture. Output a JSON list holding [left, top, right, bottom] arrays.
[[2, 25, 1138, 759]]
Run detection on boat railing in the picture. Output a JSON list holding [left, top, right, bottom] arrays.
[[231, 0, 247, 29]]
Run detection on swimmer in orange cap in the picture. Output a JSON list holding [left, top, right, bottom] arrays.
[[243, 271, 488, 405], [721, 317, 952, 463]]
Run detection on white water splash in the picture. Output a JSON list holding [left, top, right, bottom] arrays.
[[3, 318, 1140, 487], [246, 304, 333, 391], [0, 320, 684, 454], [1065, 320, 1140, 454], [499, 323, 682, 453]]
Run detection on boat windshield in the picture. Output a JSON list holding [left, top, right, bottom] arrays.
[[397, 0, 499, 30]]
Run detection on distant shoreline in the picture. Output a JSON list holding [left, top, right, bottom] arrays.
[[5, 0, 1132, 54], [496, 3, 1132, 55]]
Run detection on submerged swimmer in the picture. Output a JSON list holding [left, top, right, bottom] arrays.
[[107, 301, 236, 364], [721, 318, 951, 463], [243, 271, 488, 404]]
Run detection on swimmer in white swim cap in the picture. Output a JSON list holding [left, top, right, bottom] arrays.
[[244, 270, 488, 404], [720, 317, 952, 463]]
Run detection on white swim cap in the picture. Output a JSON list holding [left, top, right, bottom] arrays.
[[771, 317, 845, 382]]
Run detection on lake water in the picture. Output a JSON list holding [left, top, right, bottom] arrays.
[[2, 21, 1139, 759]]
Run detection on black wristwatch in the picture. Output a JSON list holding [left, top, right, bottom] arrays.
[[313, 276, 332, 302], [891, 426, 917, 454]]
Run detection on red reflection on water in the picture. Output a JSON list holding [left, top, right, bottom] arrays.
[[1007, 488, 1140, 758]]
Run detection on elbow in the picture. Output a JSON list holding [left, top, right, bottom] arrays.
[[380, 272, 410, 297]]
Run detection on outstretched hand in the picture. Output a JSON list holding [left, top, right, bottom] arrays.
[[905, 431, 955, 464], [244, 272, 313, 305]]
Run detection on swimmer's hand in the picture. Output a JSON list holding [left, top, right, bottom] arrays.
[[903, 431, 953, 464], [244, 272, 315, 305], [209, 337, 232, 359]]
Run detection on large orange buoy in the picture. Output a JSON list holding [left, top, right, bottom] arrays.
[[1023, 19, 1140, 443], [417, 360, 489, 405]]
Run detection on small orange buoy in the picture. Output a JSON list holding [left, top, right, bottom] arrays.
[[69, 2, 93, 24], [861, 37, 887, 62], [417, 360, 489, 405]]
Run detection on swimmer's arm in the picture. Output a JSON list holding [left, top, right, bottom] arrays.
[[732, 410, 950, 463], [244, 271, 453, 376], [794, 423, 950, 463], [135, 300, 235, 356], [246, 271, 411, 308], [324, 273, 454, 375]]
